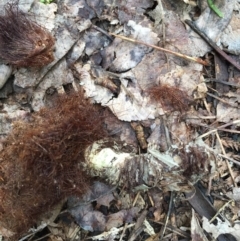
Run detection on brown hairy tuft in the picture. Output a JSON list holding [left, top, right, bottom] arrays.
[[0, 91, 107, 238], [0, 2, 55, 67], [147, 84, 192, 112]]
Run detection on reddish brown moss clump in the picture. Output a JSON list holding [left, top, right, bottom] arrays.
[[0, 3, 55, 67], [147, 84, 192, 112], [0, 91, 107, 238]]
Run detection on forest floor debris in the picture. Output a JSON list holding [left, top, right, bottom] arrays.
[[0, 0, 239, 240]]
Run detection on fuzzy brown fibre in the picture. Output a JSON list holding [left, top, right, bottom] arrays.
[[147, 85, 192, 112], [0, 91, 107, 239], [0, 3, 55, 67]]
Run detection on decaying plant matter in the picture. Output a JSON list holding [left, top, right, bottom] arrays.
[[0, 91, 107, 238], [0, 2, 55, 67], [178, 145, 209, 179]]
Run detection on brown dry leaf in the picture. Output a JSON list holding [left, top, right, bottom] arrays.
[[167, 114, 192, 145], [148, 188, 163, 222], [83, 181, 115, 204], [102, 20, 160, 72], [147, 118, 169, 152], [116, 0, 154, 24], [216, 92, 240, 122], [76, 210, 106, 232], [104, 63, 203, 121], [105, 207, 140, 231], [69, 182, 115, 231]]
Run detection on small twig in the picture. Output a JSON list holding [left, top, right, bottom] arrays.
[[110, 33, 209, 66], [207, 85, 219, 94], [191, 115, 217, 119], [185, 20, 240, 71], [205, 78, 240, 88], [157, 0, 165, 45], [151, 221, 191, 239], [148, 192, 154, 207], [215, 131, 237, 187], [203, 97, 211, 114], [157, 0, 170, 68], [197, 129, 217, 139], [133, 192, 141, 206], [120, 81, 140, 104], [217, 120, 240, 129], [218, 154, 240, 167], [170, 205, 178, 241], [217, 128, 240, 134], [87, 224, 135, 240], [128, 210, 148, 241], [92, 25, 114, 41], [209, 200, 233, 223], [207, 174, 214, 196], [211, 193, 231, 201], [197, 119, 240, 138], [69, 226, 81, 241], [31, 233, 51, 241], [205, 112, 235, 132], [119, 223, 128, 241], [162, 116, 172, 148], [207, 92, 237, 108], [159, 192, 174, 240]]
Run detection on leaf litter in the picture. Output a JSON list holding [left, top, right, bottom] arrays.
[[0, 0, 239, 240]]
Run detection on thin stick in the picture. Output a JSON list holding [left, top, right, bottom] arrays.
[[110, 33, 209, 66], [157, 0, 165, 45], [186, 115, 216, 120], [152, 221, 191, 239], [207, 92, 237, 108], [185, 20, 240, 71], [209, 200, 233, 223], [197, 119, 240, 138], [119, 223, 128, 241], [197, 129, 217, 139], [215, 131, 237, 187], [159, 192, 174, 240], [133, 192, 140, 206], [205, 78, 240, 88], [203, 97, 211, 114], [217, 128, 240, 134], [92, 25, 113, 41], [218, 154, 240, 167], [217, 119, 240, 129]]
